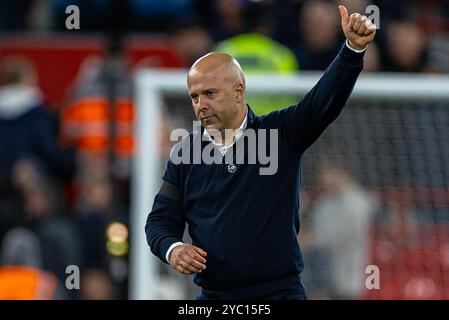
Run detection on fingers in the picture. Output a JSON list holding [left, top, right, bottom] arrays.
[[176, 255, 205, 274], [349, 13, 360, 32], [171, 244, 208, 275], [177, 260, 199, 274], [338, 5, 349, 24], [193, 245, 207, 258], [176, 261, 192, 275], [186, 249, 207, 270], [356, 17, 368, 36], [342, 8, 376, 47], [349, 13, 376, 36], [364, 22, 377, 36], [186, 245, 207, 265]]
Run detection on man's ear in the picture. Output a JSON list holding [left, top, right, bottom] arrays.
[[234, 83, 245, 103]]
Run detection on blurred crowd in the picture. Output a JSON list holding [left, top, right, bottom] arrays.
[[0, 0, 449, 73], [0, 38, 130, 299], [0, 0, 449, 300]]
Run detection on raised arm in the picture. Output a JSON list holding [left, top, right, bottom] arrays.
[[272, 5, 376, 152]]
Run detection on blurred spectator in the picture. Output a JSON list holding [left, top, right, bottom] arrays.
[[0, 56, 76, 182], [214, 3, 299, 117], [0, 56, 76, 245], [308, 163, 376, 299], [382, 21, 429, 72], [216, 33, 298, 74], [171, 21, 214, 68], [215, 21, 299, 117], [80, 268, 114, 299], [76, 174, 113, 270], [0, 227, 66, 299], [1, 228, 43, 268], [60, 50, 132, 298], [75, 173, 129, 298], [61, 51, 134, 183], [20, 172, 82, 294], [294, 0, 343, 70], [60, 56, 108, 172], [11, 159, 43, 195], [215, 0, 297, 74], [210, 0, 249, 41]]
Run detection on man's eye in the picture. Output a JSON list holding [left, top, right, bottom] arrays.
[[207, 92, 216, 98], [192, 96, 199, 103]]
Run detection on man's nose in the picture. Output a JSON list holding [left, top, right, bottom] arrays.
[[198, 97, 209, 111]]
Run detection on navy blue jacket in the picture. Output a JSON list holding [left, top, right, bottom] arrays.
[[146, 43, 365, 299]]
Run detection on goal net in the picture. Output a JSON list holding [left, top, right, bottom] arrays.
[[130, 70, 449, 300]]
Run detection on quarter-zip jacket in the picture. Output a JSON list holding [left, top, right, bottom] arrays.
[[146, 42, 365, 299]]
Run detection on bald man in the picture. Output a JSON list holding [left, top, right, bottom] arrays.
[[188, 52, 247, 145], [146, 5, 376, 300]]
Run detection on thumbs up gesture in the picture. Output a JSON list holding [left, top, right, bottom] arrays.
[[338, 5, 376, 50]]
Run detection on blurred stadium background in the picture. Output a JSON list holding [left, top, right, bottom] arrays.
[[0, 0, 449, 300]]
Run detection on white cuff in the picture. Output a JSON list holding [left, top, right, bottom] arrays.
[[345, 39, 368, 53], [166, 242, 184, 263]]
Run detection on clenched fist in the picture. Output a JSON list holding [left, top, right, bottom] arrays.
[[339, 5, 376, 50], [169, 243, 207, 275]]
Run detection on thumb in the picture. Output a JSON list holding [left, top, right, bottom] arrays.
[[338, 5, 349, 24]]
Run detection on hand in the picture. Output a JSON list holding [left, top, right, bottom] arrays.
[[169, 243, 207, 275], [339, 5, 376, 50]]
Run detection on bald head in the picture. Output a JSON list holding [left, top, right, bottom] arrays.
[[188, 52, 245, 88], [187, 52, 247, 136]]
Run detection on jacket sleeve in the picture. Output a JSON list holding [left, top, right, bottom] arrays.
[[145, 159, 185, 264], [267, 42, 365, 152]]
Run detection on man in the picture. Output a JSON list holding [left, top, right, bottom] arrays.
[[0, 56, 76, 245], [308, 163, 375, 299], [146, 5, 376, 300]]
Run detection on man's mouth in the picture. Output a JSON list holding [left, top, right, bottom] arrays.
[[202, 115, 215, 121]]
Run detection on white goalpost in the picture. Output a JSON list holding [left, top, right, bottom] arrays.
[[130, 69, 449, 300]]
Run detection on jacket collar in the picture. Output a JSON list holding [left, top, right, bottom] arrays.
[[246, 104, 257, 128]]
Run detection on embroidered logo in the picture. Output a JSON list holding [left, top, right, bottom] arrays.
[[227, 164, 237, 173]]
